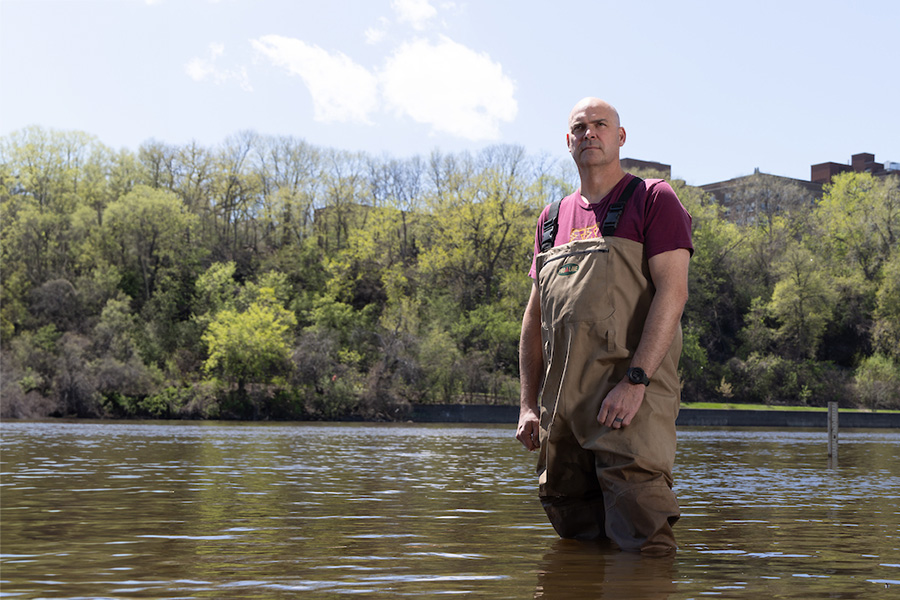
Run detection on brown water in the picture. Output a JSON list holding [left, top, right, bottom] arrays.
[[1, 421, 898, 599]]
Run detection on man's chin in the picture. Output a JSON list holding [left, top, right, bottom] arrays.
[[579, 148, 605, 159]]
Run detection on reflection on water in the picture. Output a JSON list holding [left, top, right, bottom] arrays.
[[535, 539, 676, 598], [1, 421, 898, 598]]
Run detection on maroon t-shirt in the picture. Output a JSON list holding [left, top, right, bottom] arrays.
[[528, 175, 693, 279]]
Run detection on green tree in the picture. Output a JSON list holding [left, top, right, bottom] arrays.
[[255, 135, 321, 250], [767, 242, 836, 359], [367, 155, 425, 265], [810, 173, 899, 365], [97, 185, 200, 304], [872, 248, 900, 359], [317, 149, 369, 253], [202, 288, 297, 391], [673, 181, 740, 352], [814, 172, 899, 280], [205, 131, 262, 266], [194, 261, 241, 319], [420, 146, 537, 310], [853, 354, 900, 411]]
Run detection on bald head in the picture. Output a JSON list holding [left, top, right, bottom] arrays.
[[569, 97, 621, 130], [566, 97, 627, 191]]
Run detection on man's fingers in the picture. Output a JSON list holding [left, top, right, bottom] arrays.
[[525, 422, 540, 450], [598, 381, 645, 428], [598, 406, 632, 429], [516, 420, 540, 451]]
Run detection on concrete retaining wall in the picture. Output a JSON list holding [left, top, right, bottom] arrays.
[[408, 404, 900, 429]]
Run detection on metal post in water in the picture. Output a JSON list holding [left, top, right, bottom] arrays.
[[827, 402, 838, 466]]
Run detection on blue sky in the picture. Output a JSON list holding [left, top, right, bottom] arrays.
[[1, 0, 897, 186]]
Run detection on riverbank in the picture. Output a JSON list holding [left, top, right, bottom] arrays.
[[3, 405, 898, 428], [408, 404, 900, 428]]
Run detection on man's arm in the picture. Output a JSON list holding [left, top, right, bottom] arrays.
[[596, 248, 690, 429], [516, 283, 544, 450]]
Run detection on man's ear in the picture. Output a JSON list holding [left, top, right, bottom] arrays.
[[619, 127, 626, 147]]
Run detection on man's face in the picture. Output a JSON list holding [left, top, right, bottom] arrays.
[[567, 101, 625, 168]]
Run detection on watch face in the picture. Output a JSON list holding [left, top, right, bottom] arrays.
[[628, 368, 648, 385]]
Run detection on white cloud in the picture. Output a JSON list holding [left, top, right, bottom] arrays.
[[391, 0, 437, 30], [365, 27, 386, 44], [208, 42, 225, 58], [380, 36, 517, 140], [184, 58, 211, 81], [365, 17, 390, 45], [251, 23, 517, 142], [252, 35, 379, 124], [184, 42, 252, 92]]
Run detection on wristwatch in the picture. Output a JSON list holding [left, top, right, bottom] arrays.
[[626, 367, 650, 386]]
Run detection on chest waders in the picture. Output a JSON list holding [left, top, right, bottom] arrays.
[[533, 188, 683, 552]]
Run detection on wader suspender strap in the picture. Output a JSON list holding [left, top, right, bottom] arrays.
[[600, 176, 643, 237], [540, 200, 561, 252], [539, 176, 644, 252]]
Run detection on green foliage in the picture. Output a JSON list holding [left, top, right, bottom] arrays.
[[93, 295, 140, 360], [7, 324, 60, 396], [3, 125, 899, 418], [679, 324, 710, 392], [202, 288, 297, 388], [290, 329, 365, 419], [852, 354, 900, 411], [815, 173, 899, 279], [194, 261, 240, 317], [767, 242, 836, 359], [92, 355, 163, 414], [679, 182, 746, 364], [96, 185, 201, 305], [308, 294, 360, 340], [738, 297, 776, 357], [417, 325, 464, 403], [452, 303, 520, 375], [727, 353, 845, 407], [139, 386, 185, 418], [419, 147, 537, 310], [873, 249, 900, 360]]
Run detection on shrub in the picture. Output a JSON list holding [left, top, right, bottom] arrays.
[[0, 382, 59, 419], [852, 354, 900, 411], [727, 353, 848, 406], [94, 356, 163, 416]]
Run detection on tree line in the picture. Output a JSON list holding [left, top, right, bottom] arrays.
[[1, 126, 898, 420]]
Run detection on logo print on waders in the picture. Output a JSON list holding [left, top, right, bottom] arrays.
[[557, 263, 579, 276]]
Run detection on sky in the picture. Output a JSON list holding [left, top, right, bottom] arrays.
[[1, 0, 898, 186]]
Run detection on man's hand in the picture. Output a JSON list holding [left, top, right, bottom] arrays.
[[597, 379, 645, 429], [516, 407, 541, 451]]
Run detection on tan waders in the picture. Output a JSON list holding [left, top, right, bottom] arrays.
[[535, 236, 682, 552]]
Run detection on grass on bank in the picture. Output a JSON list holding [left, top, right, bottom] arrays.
[[680, 401, 900, 413]]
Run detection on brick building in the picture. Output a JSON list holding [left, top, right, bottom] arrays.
[[700, 169, 823, 205], [621, 158, 671, 178], [698, 152, 897, 222], [810, 152, 899, 184]]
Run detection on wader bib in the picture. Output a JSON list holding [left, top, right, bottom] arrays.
[[534, 234, 682, 552]]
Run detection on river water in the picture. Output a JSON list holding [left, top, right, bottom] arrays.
[[1, 421, 898, 599]]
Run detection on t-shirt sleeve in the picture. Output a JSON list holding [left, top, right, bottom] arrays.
[[642, 180, 693, 259]]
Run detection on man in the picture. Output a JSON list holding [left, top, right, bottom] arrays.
[[516, 97, 692, 552]]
